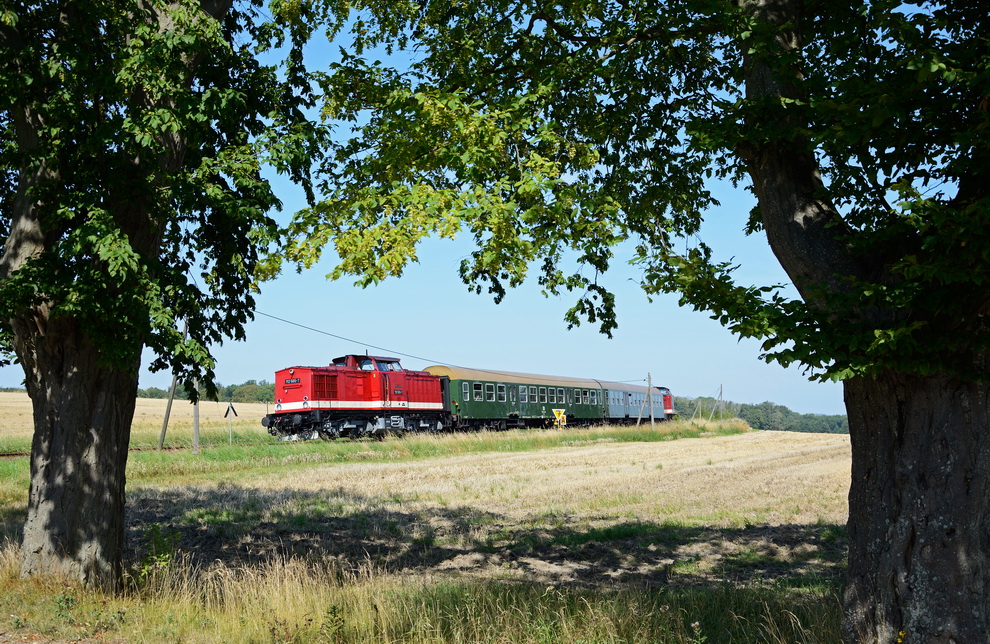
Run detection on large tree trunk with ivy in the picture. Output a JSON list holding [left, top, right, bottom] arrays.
[[842, 372, 990, 643], [14, 313, 141, 590]]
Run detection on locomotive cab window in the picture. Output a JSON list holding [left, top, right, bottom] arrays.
[[473, 382, 484, 401], [359, 359, 374, 371]]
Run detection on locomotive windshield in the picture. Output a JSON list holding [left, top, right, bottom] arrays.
[[377, 360, 402, 371]]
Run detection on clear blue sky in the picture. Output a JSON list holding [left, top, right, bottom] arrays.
[[0, 174, 848, 415]]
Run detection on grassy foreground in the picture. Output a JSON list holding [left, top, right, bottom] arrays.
[[0, 549, 841, 643], [0, 418, 847, 643]]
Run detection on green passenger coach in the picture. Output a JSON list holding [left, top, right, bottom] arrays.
[[423, 365, 675, 430]]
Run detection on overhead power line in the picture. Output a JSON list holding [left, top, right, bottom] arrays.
[[253, 309, 653, 385], [255, 310, 439, 364]]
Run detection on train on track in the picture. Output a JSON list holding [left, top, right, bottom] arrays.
[[262, 354, 675, 441]]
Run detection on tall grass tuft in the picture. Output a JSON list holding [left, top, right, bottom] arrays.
[[0, 537, 840, 643]]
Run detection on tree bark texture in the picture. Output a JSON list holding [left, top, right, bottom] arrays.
[[14, 312, 140, 590], [843, 372, 990, 643]]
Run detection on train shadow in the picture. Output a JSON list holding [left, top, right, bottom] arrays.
[[124, 484, 847, 591]]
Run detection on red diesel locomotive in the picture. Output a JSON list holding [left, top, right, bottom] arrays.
[[261, 355, 448, 440]]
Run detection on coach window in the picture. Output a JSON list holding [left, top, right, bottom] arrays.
[[530, 386, 538, 401], [539, 387, 547, 403], [582, 389, 590, 404], [473, 382, 484, 401], [519, 385, 528, 403], [462, 382, 470, 401], [590, 390, 598, 405], [497, 384, 507, 402], [548, 388, 556, 404], [509, 387, 516, 403], [485, 383, 496, 402]]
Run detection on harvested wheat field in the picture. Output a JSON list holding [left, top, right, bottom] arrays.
[[126, 428, 851, 590], [0, 392, 33, 436], [0, 392, 272, 449]]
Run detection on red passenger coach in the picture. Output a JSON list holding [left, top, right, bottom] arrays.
[[262, 355, 448, 440]]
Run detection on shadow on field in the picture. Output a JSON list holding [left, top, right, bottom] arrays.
[[123, 484, 846, 591], [0, 506, 25, 544]]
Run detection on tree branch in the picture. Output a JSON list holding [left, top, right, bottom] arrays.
[[741, 0, 872, 305]]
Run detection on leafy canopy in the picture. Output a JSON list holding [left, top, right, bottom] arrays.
[[278, 0, 990, 381], [0, 0, 347, 393]]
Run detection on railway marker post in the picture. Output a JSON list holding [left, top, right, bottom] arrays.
[[224, 403, 238, 444]]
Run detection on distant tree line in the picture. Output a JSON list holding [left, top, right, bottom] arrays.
[[137, 380, 276, 404], [674, 396, 848, 434]]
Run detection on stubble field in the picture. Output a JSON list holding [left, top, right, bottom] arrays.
[[0, 393, 852, 643]]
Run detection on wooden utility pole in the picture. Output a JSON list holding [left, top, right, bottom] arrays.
[[158, 372, 180, 449], [158, 320, 188, 449], [636, 373, 657, 428], [647, 372, 656, 429], [708, 384, 724, 421], [193, 378, 200, 455]]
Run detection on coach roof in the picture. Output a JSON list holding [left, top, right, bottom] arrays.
[[423, 365, 658, 394]]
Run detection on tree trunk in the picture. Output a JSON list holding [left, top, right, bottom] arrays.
[[15, 310, 140, 591], [843, 371, 990, 643]]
